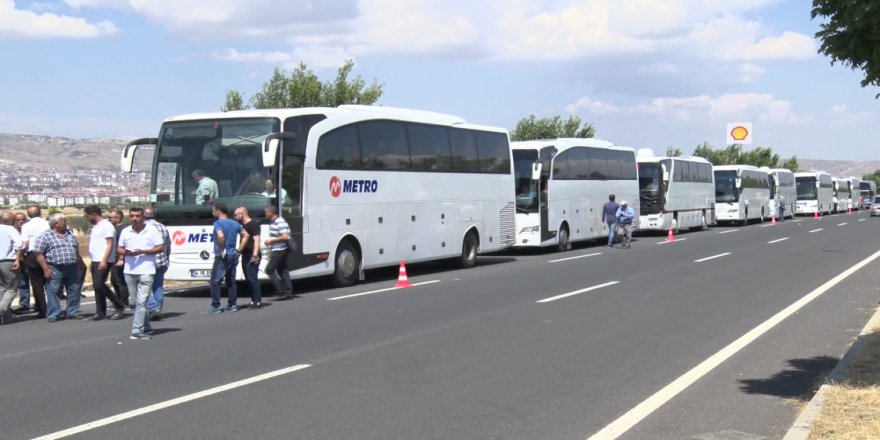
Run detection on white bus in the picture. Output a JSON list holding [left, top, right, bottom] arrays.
[[713, 165, 771, 225], [861, 181, 877, 209], [122, 106, 516, 285], [848, 177, 863, 210], [794, 171, 834, 215], [512, 139, 639, 251], [637, 153, 715, 232], [766, 168, 796, 219], [832, 177, 851, 213]]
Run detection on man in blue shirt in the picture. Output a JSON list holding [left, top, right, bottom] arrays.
[[615, 200, 636, 248], [601, 194, 620, 247], [203, 203, 249, 314]]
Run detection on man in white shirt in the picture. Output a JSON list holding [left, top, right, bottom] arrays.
[[0, 211, 22, 325], [83, 205, 126, 321], [192, 169, 219, 205], [20, 205, 49, 318], [117, 207, 164, 340]]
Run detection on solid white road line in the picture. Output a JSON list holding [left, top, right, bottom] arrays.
[[657, 238, 688, 244], [549, 253, 602, 263], [693, 252, 731, 263], [718, 230, 737, 234], [767, 238, 789, 244], [586, 248, 880, 440], [327, 280, 441, 301], [837, 222, 848, 226], [859, 219, 867, 222], [32, 364, 312, 440], [808, 228, 823, 233], [537, 281, 619, 303]]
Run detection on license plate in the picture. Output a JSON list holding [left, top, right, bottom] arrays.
[[190, 269, 211, 278]]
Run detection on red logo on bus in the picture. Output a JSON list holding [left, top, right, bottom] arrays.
[[329, 176, 342, 198], [172, 230, 186, 246]]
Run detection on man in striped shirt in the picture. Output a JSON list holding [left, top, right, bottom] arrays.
[[263, 206, 293, 300]]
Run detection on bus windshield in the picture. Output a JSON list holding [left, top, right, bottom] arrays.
[[714, 170, 737, 203], [513, 149, 539, 213], [796, 177, 818, 200], [638, 163, 661, 192], [153, 117, 280, 216]]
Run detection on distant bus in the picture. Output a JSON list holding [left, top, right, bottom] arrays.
[[832, 177, 851, 213], [848, 177, 863, 210], [122, 105, 516, 285], [794, 171, 833, 215], [512, 139, 639, 251], [766, 168, 796, 219], [637, 153, 715, 232], [861, 181, 877, 209], [713, 165, 771, 225]]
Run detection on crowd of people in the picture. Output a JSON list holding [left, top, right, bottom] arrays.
[[0, 202, 295, 340]]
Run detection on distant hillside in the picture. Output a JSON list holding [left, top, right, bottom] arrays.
[[1, 133, 878, 177]]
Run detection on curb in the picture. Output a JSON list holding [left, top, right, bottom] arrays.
[[782, 302, 880, 440]]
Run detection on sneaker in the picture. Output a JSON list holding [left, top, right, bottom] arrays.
[[84, 314, 106, 321], [200, 306, 223, 315], [248, 302, 262, 309], [225, 305, 239, 313], [47, 316, 58, 322], [148, 310, 162, 321], [130, 332, 152, 340], [108, 311, 125, 320]]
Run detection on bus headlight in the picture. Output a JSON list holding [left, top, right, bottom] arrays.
[[520, 226, 539, 234]]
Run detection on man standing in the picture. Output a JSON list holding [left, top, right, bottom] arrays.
[[83, 205, 126, 321], [192, 169, 219, 205], [202, 203, 248, 314], [263, 205, 293, 301], [13, 212, 30, 314], [33, 213, 82, 322], [108, 209, 129, 308], [601, 194, 620, 248], [777, 193, 785, 222], [144, 207, 170, 320], [234, 207, 262, 309], [615, 200, 635, 249], [0, 212, 22, 325], [117, 207, 164, 340], [21, 205, 49, 318]]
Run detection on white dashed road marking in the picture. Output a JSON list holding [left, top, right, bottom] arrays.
[[537, 281, 619, 303], [693, 253, 731, 263], [767, 238, 789, 244], [549, 252, 602, 263], [327, 280, 441, 301]]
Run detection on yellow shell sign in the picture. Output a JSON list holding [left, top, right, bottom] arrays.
[[730, 125, 749, 141]]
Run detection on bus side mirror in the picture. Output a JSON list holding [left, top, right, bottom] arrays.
[[262, 132, 297, 168], [735, 178, 742, 188], [531, 162, 542, 180], [121, 137, 157, 173]]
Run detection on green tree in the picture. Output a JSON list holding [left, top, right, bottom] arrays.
[[812, 1, 880, 97], [665, 146, 683, 157], [782, 156, 800, 172], [221, 89, 248, 112], [510, 115, 596, 141], [247, 60, 384, 109], [739, 146, 780, 168], [693, 142, 741, 165], [863, 170, 880, 188], [692, 143, 789, 168]]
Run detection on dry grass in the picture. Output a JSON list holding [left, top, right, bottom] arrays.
[[809, 329, 880, 440]]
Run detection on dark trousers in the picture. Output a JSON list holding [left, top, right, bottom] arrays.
[[90, 262, 125, 315], [111, 264, 129, 306], [23, 252, 47, 316], [241, 256, 262, 303], [265, 249, 292, 296], [209, 255, 237, 308]]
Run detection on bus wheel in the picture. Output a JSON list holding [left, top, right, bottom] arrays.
[[458, 231, 478, 268], [700, 212, 708, 231], [741, 210, 749, 226], [556, 225, 571, 252], [332, 240, 360, 287], [759, 209, 765, 223]]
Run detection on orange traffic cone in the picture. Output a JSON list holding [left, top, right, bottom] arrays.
[[395, 261, 412, 288], [771, 215, 777, 225], [814, 211, 820, 220], [667, 228, 675, 242]]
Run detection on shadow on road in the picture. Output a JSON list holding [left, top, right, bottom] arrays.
[[737, 355, 839, 401]]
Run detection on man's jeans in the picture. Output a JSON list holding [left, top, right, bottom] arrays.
[[209, 255, 238, 309], [18, 272, 29, 308], [125, 273, 153, 335], [265, 249, 292, 296], [46, 263, 81, 319], [147, 265, 168, 313], [90, 262, 124, 315], [0, 261, 21, 324], [607, 222, 618, 246], [241, 257, 262, 303]]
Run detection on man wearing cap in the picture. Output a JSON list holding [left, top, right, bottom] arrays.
[[615, 200, 635, 248]]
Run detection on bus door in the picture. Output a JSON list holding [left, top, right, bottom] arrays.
[[539, 146, 556, 242]]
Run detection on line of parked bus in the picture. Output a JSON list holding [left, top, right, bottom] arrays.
[[121, 105, 876, 287]]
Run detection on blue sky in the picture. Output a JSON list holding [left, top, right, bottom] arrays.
[[1, 0, 878, 160]]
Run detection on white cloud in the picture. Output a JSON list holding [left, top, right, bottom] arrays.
[[827, 104, 877, 127], [213, 46, 355, 70], [737, 63, 766, 82], [0, 0, 118, 39], [566, 97, 621, 115]]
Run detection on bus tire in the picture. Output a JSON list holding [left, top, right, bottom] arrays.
[[759, 209, 765, 223], [556, 224, 571, 252], [332, 239, 360, 287], [672, 217, 680, 234], [700, 212, 708, 231], [458, 231, 478, 269]]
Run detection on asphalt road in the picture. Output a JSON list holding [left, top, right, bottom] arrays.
[[2, 211, 879, 440]]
